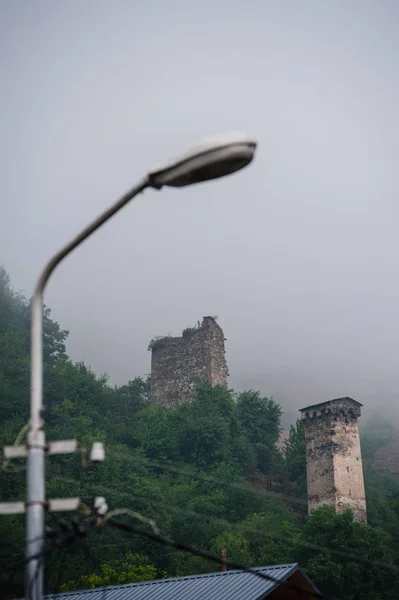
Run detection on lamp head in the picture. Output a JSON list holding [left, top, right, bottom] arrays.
[[148, 132, 257, 189]]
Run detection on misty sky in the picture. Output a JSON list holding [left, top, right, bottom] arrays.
[[1, 0, 399, 418]]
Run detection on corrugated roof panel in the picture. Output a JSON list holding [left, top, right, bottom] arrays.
[[45, 564, 301, 600]]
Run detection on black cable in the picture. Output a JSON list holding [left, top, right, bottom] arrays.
[[1, 511, 341, 599], [107, 517, 341, 600], [49, 470, 399, 575], [28, 552, 43, 600], [2, 549, 47, 575], [2, 515, 97, 573]]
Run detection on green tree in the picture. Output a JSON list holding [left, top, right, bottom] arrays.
[[211, 530, 253, 565], [284, 419, 307, 498], [236, 391, 282, 476], [173, 383, 237, 469], [113, 377, 151, 418], [129, 403, 177, 460], [60, 553, 160, 591], [296, 507, 399, 600], [242, 505, 298, 565]]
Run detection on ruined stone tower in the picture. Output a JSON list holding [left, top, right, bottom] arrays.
[[299, 397, 367, 523], [150, 316, 229, 408]]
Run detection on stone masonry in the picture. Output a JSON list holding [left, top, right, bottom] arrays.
[[299, 397, 367, 523], [150, 316, 229, 408]]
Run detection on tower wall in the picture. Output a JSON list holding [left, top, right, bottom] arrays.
[[150, 316, 228, 408], [300, 397, 367, 523]]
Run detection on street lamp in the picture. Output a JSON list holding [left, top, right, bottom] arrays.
[[26, 132, 257, 599]]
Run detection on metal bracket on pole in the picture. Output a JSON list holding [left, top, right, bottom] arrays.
[[3, 439, 79, 459], [1, 439, 105, 515], [0, 496, 107, 516], [0, 502, 26, 515], [47, 440, 79, 455], [0, 498, 81, 515], [47, 498, 81, 512], [3, 446, 28, 459], [1, 440, 81, 517], [1, 434, 106, 600]]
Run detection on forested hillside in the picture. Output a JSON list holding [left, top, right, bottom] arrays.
[[1, 266, 399, 600]]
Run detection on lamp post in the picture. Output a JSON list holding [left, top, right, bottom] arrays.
[[26, 132, 257, 600]]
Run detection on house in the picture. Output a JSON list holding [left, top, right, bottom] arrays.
[[46, 563, 320, 600]]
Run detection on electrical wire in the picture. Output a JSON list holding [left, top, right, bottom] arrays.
[[2, 446, 393, 598], [106, 517, 340, 600], [2, 515, 97, 573], [2, 509, 338, 599], [48, 472, 399, 574], [28, 551, 43, 600], [106, 448, 309, 508]]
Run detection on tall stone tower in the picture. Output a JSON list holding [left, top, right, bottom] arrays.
[[299, 397, 367, 523], [150, 316, 229, 408]]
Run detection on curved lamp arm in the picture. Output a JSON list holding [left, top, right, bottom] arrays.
[[26, 176, 149, 600]]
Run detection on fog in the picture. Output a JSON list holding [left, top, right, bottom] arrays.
[[1, 0, 399, 419]]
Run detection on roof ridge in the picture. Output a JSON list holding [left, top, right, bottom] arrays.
[[44, 564, 299, 598]]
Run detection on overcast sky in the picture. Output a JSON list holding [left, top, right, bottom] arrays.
[[1, 0, 398, 419]]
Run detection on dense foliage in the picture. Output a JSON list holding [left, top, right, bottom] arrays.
[[1, 266, 399, 599]]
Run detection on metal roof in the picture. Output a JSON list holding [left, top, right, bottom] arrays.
[[45, 563, 317, 600], [299, 396, 363, 412]]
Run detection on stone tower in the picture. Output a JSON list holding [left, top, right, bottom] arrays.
[[150, 316, 229, 408], [299, 397, 367, 523]]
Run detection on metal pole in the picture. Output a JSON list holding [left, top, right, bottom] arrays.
[[26, 291, 45, 600], [26, 177, 149, 600]]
